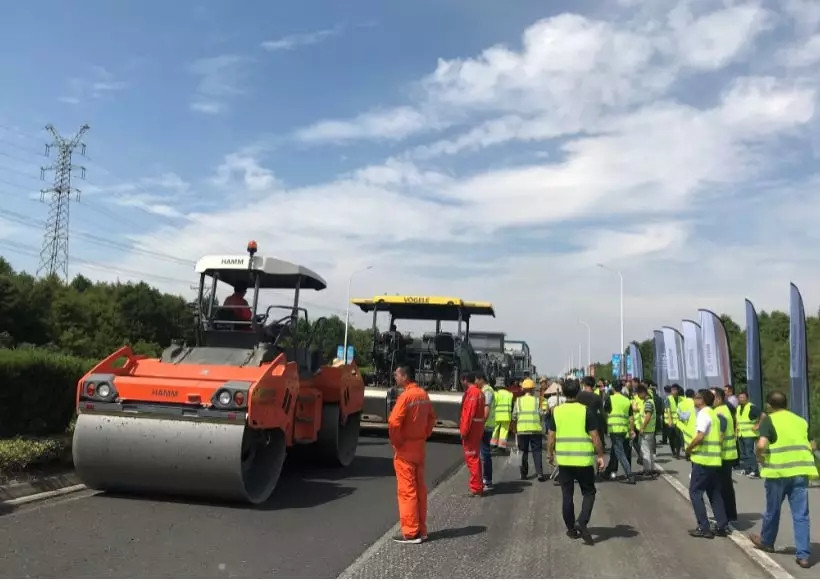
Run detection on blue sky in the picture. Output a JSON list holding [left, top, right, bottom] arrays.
[[2, 0, 820, 374]]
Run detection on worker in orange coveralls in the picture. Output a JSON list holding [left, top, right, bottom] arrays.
[[460, 371, 486, 497], [388, 365, 436, 544]]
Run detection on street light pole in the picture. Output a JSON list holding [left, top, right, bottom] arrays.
[[596, 263, 624, 377], [579, 320, 591, 371], [578, 343, 582, 374], [343, 265, 373, 363]]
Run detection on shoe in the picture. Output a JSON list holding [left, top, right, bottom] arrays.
[[421, 534, 429, 542], [466, 490, 482, 497], [748, 533, 774, 553], [748, 472, 760, 479], [796, 558, 810, 569], [711, 526, 729, 537], [626, 476, 636, 485], [688, 528, 715, 539], [520, 470, 528, 479], [483, 482, 494, 491], [537, 474, 548, 482], [392, 534, 422, 544], [576, 522, 594, 545], [609, 471, 617, 480], [566, 528, 581, 539]]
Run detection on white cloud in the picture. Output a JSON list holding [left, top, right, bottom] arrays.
[[58, 66, 128, 105], [211, 152, 278, 192], [261, 27, 342, 52], [667, 3, 771, 70], [779, 34, 820, 68], [189, 55, 248, 114], [97, 2, 820, 373], [294, 107, 439, 143]]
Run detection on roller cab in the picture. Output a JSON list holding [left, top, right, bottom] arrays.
[[72, 241, 364, 505], [351, 295, 495, 435]]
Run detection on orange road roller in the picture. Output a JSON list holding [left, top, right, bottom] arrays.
[[72, 241, 364, 504]]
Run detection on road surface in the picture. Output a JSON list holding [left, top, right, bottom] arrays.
[[0, 436, 776, 578], [0, 433, 463, 578], [342, 453, 770, 578]]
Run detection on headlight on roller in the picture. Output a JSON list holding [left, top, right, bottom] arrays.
[[217, 390, 232, 406], [97, 383, 111, 398]]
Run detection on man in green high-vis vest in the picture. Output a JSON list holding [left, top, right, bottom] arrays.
[[749, 390, 817, 569]]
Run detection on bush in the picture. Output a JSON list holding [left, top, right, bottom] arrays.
[[0, 348, 95, 437], [0, 436, 69, 475]]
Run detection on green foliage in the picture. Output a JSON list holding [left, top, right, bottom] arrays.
[[0, 348, 95, 437], [0, 436, 70, 477]]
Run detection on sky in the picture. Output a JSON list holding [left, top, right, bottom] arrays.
[[1, 0, 820, 376]]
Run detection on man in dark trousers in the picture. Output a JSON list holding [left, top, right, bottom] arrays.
[[577, 376, 604, 451], [547, 379, 605, 544]]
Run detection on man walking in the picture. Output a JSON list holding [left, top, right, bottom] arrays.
[[513, 378, 547, 481], [547, 379, 605, 544], [477, 372, 495, 491], [459, 372, 485, 497], [749, 390, 817, 568], [388, 365, 436, 544], [491, 379, 513, 452], [712, 387, 738, 525], [685, 389, 729, 538], [736, 391, 762, 478], [604, 386, 636, 484], [666, 384, 683, 459], [634, 384, 657, 478]]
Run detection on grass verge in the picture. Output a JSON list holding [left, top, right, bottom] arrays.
[[0, 425, 74, 484]]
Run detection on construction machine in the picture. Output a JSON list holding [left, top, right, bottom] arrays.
[[352, 295, 494, 435], [504, 339, 535, 382], [469, 331, 514, 387], [72, 241, 364, 505]]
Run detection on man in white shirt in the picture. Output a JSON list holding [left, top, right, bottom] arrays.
[[684, 389, 730, 538]]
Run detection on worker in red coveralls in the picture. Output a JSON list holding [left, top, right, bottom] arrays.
[[460, 371, 486, 497]]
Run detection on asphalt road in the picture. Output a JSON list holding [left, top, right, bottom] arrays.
[[343, 454, 770, 579], [0, 433, 464, 578]]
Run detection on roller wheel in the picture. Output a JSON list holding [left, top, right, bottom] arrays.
[[240, 428, 287, 504], [316, 404, 361, 467]]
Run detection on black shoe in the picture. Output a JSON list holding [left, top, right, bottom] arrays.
[[626, 475, 636, 485], [392, 534, 422, 544], [712, 526, 729, 537], [537, 474, 548, 482], [688, 528, 714, 539], [566, 528, 581, 539], [520, 469, 528, 479], [576, 522, 594, 545]]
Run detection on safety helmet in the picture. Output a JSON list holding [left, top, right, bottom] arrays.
[[521, 378, 536, 390]]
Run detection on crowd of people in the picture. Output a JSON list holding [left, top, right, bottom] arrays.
[[384, 366, 816, 569]]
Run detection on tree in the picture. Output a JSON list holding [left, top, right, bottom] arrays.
[[0, 256, 374, 367]]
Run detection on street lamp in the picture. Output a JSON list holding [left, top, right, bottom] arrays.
[[343, 265, 373, 363], [596, 263, 624, 377], [579, 319, 591, 372]]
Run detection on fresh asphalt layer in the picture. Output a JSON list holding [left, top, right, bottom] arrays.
[[0, 433, 464, 578], [342, 454, 770, 579]]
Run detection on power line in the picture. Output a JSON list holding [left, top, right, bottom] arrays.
[[37, 123, 90, 280]]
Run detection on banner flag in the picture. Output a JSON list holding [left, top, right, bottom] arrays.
[[698, 309, 733, 387], [789, 283, 809, 422], [745, 299, 763, 408]]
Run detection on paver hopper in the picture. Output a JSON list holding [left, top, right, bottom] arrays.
[[352, 295, 494, 435], [72, 241, 364, 505]]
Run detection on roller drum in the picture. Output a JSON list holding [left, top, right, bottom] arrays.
[[361, 387, 462, 432], [72, 414, 286, 504]]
